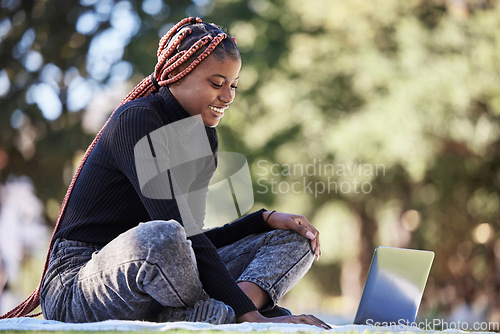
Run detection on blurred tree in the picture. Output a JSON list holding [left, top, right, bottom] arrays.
[[1, 0, 499, 323], [237, 0, 500, 321]]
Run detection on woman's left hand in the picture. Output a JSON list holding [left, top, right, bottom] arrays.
[[263, 211, 321, 261]]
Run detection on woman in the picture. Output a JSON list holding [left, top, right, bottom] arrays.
[[2, 17, 329, 329]]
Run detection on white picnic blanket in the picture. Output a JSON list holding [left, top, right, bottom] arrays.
[[0, 317, 494, 333]]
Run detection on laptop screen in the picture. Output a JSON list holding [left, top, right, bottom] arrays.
[[353, 246, 434, 325]]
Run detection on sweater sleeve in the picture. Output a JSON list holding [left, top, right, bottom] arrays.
[[110, 105, 258, 316], [203, 209, 273, 248]]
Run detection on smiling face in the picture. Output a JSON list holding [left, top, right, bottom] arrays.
[[168, 54, 241, 127]]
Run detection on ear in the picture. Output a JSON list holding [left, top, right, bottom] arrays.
[[168, 70, 178, 79], [167, 71, 181, 86], [167, 61, 190, 84]]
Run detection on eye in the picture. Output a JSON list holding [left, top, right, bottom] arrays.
[[231, 85, 238, 90], [211, 82, 223, 88]]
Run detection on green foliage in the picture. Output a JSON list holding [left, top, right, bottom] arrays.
[[221, 0, 500, 317]]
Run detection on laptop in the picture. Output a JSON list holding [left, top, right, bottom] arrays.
[[353, 246, 435, 325]]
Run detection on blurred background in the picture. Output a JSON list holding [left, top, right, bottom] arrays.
[[1, 0, 499, 327]]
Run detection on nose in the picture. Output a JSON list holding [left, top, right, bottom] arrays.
[[219, 86, 235, 104]]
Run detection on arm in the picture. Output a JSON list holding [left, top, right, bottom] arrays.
[[206, 209, 322, 260], [202, 209, 272, 248]]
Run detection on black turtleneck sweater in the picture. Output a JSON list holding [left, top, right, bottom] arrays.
[[54, 86, 271, 317]]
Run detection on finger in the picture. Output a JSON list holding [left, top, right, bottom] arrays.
[[293, 217, 319, 256], [307, 314, 332, 329], [314, 232, 321, 260], [293, 218, 316, 241], [295, 216, 322, 260], [292, 216, 323, 260], [298, 216, 319, 245], [305, 315, 331, 330], [304, 228, 317, 255], [292, 314, 331, 329], [308, 234, 318, 258], [293, 216, 316, 239], [312, 237, 320, 261], [295, 215, 318, 234]]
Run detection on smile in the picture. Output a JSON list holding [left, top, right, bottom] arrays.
[[209, 106, 225, 116]]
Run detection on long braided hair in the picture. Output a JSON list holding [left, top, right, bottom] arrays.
[[0, 16, 239, 319]]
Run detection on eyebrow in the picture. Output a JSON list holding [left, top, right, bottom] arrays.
[[210, 74, 239, 81]]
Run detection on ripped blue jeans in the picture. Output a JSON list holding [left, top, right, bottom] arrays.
[[39, 220, 314, 322]]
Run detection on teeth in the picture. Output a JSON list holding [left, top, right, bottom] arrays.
[[209, 106, 225, 115]]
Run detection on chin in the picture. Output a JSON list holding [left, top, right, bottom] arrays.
[[202, 117, 220, 128]]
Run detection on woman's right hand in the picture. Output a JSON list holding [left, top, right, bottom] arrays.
[[237, 310, 331, 330]]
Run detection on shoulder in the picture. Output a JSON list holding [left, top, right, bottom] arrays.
[[115, 94, 164, 122], [103, 94, 168, 147], [113, 93, 170, 131]]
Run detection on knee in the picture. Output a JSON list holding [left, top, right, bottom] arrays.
[[133, 220, 188, 250], [269, 230, 315, 259]]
